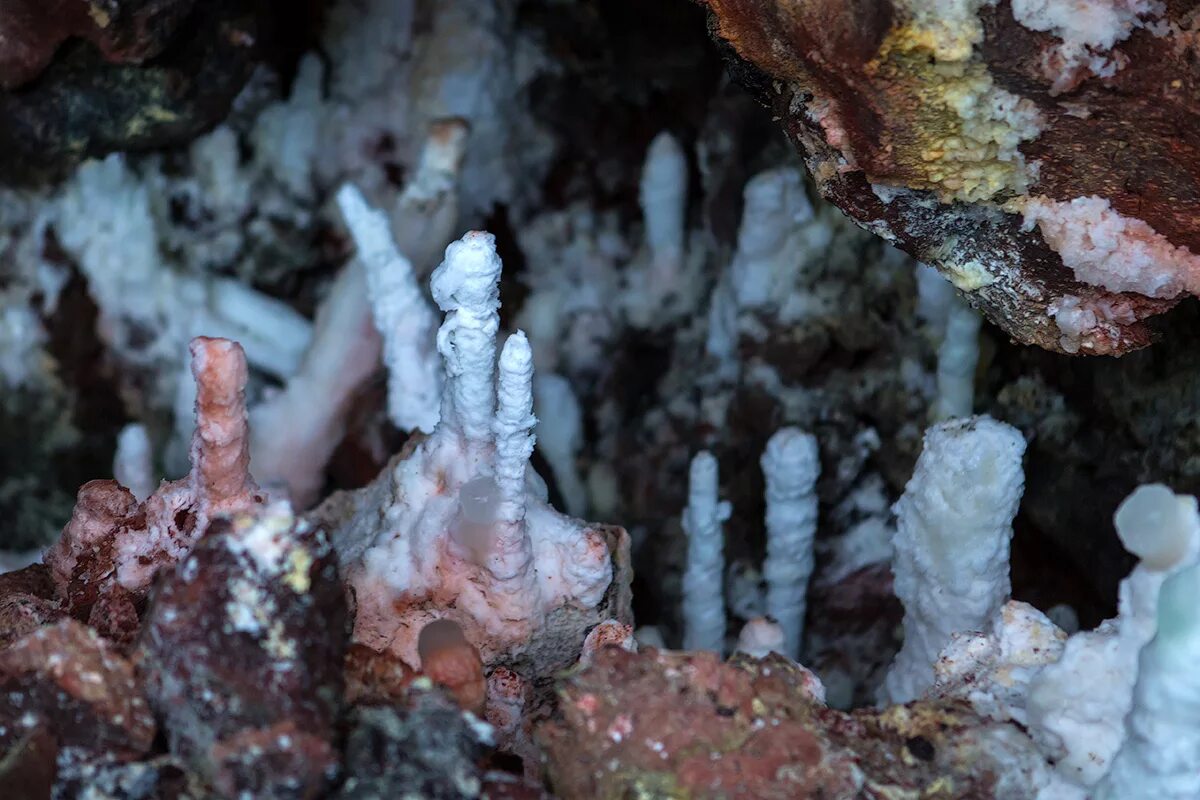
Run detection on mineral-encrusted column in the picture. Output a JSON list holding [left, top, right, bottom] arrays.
[[883, 416, 1026, 703], [188, 336, 258, 514], [431, 232, 503, 456], [762, 427, 820, 660], [682, 451, 730, 653], [489, 331, 536, 584]]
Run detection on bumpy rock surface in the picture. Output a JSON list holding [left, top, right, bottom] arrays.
[[539, 647, 1048, 799], [138, 507, 347, 798], [336, 687, 491, 800], [699, 0, 1198, 354], [0, 619, 155, 758]]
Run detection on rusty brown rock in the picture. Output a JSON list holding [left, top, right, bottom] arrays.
[[698, 0, 1198, 354], [539, 647, 1051, 799], [344, 643, 416, 706], [417, 620, 487, 715], [0, 564, 63, 650], [0, 619, 154, 758], [0, 0, 196, 90], [138, 508, 347, 798]]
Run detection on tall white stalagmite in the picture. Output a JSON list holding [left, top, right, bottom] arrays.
[[883, 416, 1026, 703], [431, 232, 503, 452], [639, 132, 687, 266], [682, 451, 731, 653], [336, 184, 442, 433], [489, 331, 536, 583], [1097, 560, 1200, 800], [762, 427, 820, 660]]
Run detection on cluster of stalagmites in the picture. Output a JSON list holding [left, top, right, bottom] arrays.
[[0, 230, 634, 798]]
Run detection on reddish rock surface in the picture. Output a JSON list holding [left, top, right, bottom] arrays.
[[539, 647, 1042, 799], [0, 0, 196, 90], [698, 0, 1199, 354], [0, 619, 154, 757], [138, 510, 347, 798]]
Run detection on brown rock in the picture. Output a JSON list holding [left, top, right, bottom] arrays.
[[0, 619, 154, 757], [539, 647, 1044, 799], [0, 0, 196, 90], [418, 620, 487, 715], [698, 0, 1198, 354], [138, 508, 347, 798]]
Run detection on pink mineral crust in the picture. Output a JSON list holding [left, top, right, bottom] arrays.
[[579, 619, 636, 666], [45, 337, 262, 618], [538, 648, 1045, 799], [321, 433, 630, 674], [0, 619, 155, 757]]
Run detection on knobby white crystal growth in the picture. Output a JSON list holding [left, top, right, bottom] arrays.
[[489, 331, 536, 585], [883, 416, 1026, 704], [1026, 484, 1200, 787], [762, 427, 820, 660], [681, 451, 731, 653], [1097, 560, 1200, 800], [336, 183, 442, 433], [317, 231, 619, 671], [432, 232, 503, 452], [933, 294, 981, 421]]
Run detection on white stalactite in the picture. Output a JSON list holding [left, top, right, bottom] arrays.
[[933, 294, 982, 421], [761, 427, 820, 660], [682, 451, 731, 653]]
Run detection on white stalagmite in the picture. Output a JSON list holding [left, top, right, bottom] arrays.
[[249, 259, 381, 507], [625, 132, 693, 329], [736, 617, 786, 659], [933, 294, 982, 421], [489, 330, 536, 582], [728, 168, 813, 309], [682, 451, 731, 653], [1027, 485, 1200, 788], [762, 427, 820, 660], [1097, 560, 1200, 800], [533, 373, 587, 517], [113, 423, 156, 502], [431, 232, 503, 452], [883, 416, 1026, 704], [639, 132, 687, 266], [336, 183, 442, 433]]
